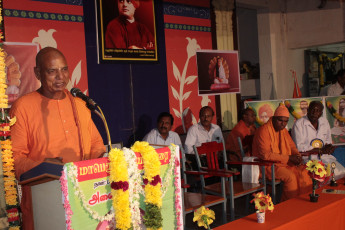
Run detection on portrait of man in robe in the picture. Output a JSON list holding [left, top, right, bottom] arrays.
[[98, 0, 157, 61]]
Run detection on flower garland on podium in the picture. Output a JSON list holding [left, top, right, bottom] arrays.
[[61, 142, 181, 229], [109, 141, 163, 230], [0, 1, 21, 229], [131, 141, 162, 230], [108, 148, 132, 230]]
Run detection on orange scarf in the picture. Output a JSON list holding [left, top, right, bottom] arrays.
[[266, 118, 291, 156]]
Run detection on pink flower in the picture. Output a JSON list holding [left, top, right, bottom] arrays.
[[150, 175, 161, 186], [111, 181, 129, 191], [143, 178, 148, 185]]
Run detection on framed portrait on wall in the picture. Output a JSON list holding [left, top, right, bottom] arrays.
[[96, 0, 158, 62], [196, 50, 240, 96]]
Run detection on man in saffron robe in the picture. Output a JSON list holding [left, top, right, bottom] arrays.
[[226, 108, 256, 161], [105, 0, 154, 49], [252, 105, 312, 201], [10, 47, 106, 230]]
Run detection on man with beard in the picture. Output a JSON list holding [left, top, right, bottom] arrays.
[[143, 112, 181, 146], [252, 105, 311, 201]]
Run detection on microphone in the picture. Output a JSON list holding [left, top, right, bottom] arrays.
[[70, 88, 97, 111]]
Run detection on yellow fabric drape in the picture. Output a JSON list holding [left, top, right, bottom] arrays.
[[212, 0, 237, 130]]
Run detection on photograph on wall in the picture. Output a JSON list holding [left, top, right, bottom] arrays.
[[284, 97, 323, 129], [244, 100, 281, 127], [196, 50, 240, 95], [96, 0, 158, 62], [3, 42, 40, 106], [325, 96, 345, 144]]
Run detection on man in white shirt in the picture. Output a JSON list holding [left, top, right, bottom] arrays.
[[184, 106, 223, 174], [291, 101, 345, 179], [184, 106, 223, 154], [292, 101, 333, 152], [143, 112, 182, 146], [327, 69, 345, 96]]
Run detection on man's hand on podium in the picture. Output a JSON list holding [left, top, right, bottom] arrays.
[[44, 157, 63, 164]]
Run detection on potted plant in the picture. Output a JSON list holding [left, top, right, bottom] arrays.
[[193, 206, 215, 230], [251, 192, 274, 223], [305, 160, 331, 202]]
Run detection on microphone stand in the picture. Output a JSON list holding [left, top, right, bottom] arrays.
[[91, 104, 112, 154]]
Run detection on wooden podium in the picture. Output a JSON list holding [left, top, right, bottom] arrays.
[[19, 162, 66, 230]]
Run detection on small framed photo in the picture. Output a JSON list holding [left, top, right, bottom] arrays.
[[96, 0, 158, 62], [196, 50, 240, 95]]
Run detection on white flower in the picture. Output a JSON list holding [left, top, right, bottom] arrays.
[[186, 37, 201, 59], [32, 29, 57, 49]]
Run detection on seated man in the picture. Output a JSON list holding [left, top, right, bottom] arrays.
[[226, 108, 256, 161], [252, 105, 312, 201], [291, 101, 345, 179], [143, 112, 182, 146], [10, 47, 106, 230], [327, 69, 345, 96], [184, 106, 223, 169]]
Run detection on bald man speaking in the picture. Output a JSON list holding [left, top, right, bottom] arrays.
[[252, 105, 312, 201], [105, 0, 154, 49]]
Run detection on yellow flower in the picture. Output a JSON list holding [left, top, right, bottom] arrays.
[[9, 116, 16, 126], [108, 147, 131, 229], [145, 184, 162, 207], [112, 190, 131, 230], [306, 160, 319, 173], [9, 227, 20, 230], [251, 192, 274, 213], [314, 165, 327, 177], [193, 206, 215, 229], [130, 141, 162, 228]]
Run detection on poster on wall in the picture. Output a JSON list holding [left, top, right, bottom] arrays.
[[96, 0, 158, 62], [245, 100, 281, 127], [325, 96, 345, 144], [3, 42, 40, 106], [196, 50, 240, 95], [284, 97, 323, 129]]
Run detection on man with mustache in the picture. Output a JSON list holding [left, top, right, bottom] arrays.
[[252, 105, 312, 201], [292, 101, 334, 154], [291, 101, 345, 179], [143, 112, 181, 146], [184, 106, 223, 155]]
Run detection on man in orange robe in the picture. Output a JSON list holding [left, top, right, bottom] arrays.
[[226, 108, 256, 161], [252, 105, 312, 201], [10, 47, 106, 229]]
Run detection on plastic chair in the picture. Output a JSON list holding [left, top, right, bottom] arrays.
[[193, 141, 265, 221], [237, 137, 283, 204], [180, 148, 229, 225]]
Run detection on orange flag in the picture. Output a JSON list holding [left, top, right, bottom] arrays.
[[291, 70, 302, 98]]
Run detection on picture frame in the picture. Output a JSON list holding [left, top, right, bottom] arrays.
[[96, 0, 158, 62], [196, 50, 240, 96]]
